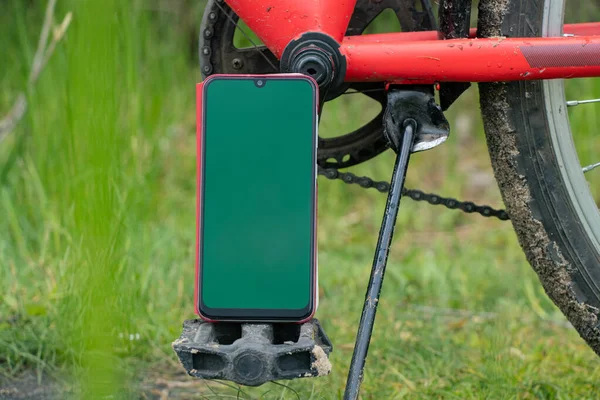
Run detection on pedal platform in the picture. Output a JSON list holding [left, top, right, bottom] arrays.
[[172, 319, 333, 386]]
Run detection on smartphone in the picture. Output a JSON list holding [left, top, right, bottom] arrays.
[[195, 74, 319, 323]]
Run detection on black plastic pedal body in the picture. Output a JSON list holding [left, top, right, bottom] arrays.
[[172, 319, 333, 387]]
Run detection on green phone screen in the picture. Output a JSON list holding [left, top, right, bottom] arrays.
[[200, 76, 317, 319]]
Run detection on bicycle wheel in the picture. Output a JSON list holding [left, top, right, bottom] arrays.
[[478, 0, 600, 354]]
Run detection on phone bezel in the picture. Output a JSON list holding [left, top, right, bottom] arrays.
[[195, 73, 319, 323]]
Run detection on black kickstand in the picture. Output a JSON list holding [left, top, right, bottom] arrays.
[[343, 118, 417, 400]]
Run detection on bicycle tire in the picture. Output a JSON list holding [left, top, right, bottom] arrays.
[[478, 0, 600, 354]]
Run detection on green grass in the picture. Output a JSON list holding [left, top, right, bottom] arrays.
[[1, 1, 600, 399]]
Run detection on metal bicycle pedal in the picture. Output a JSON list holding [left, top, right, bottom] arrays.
[[383, 86, 450, 153], [172, 319, 333, 387]]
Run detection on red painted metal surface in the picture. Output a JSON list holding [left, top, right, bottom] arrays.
[[225, 0, 357, 57], [567, 22, 600, 36], [221, 0, 600, 84], [521, 43, 600, 68], [342, 35, 600, 83], [342, 23, 600, 44]]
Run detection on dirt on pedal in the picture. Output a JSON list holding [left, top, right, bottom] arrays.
[[477, 0, 600, 356], [311, 345, 332, 376]]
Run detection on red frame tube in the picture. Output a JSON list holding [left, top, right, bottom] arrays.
[[342, 23, 600, 43], [566, 22, 600, 36], [343, 36, 600, 83], [226, 0, 600, 83], [225, 0, 357, 58]]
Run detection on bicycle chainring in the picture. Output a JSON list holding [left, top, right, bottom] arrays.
[[199, 0, 436, 169]]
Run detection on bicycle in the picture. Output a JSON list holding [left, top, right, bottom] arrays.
[[193, 0, 600, 396]]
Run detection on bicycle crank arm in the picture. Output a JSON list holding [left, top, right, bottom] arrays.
[[384, 86, 450, 153], [343, 116, 417, 400]]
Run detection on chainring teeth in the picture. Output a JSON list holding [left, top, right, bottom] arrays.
[[200, 0, 436, 168]]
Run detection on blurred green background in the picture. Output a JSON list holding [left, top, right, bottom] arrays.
[[1, 1, 599, 399]]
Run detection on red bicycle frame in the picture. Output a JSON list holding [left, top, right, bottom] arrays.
[[225, 0, 600, 84]]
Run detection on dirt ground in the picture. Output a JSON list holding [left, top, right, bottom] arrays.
[[0, 371, 59, 400], [0, 368, 224, 400]]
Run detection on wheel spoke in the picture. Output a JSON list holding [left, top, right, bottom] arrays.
[[212, 0, 278, 72], [226, 47, 279, 74], [346, 83, 386, 103], [567, 98, 600, 107], [342, 88, 386, 96], [583, 162, 600, 173]]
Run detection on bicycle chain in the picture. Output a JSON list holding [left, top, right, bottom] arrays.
[[317, 166, 510, 221]]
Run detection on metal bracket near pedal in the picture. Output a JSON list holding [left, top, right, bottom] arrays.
[[172, 319, 333, 387], [383, 86, 450, 153]]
